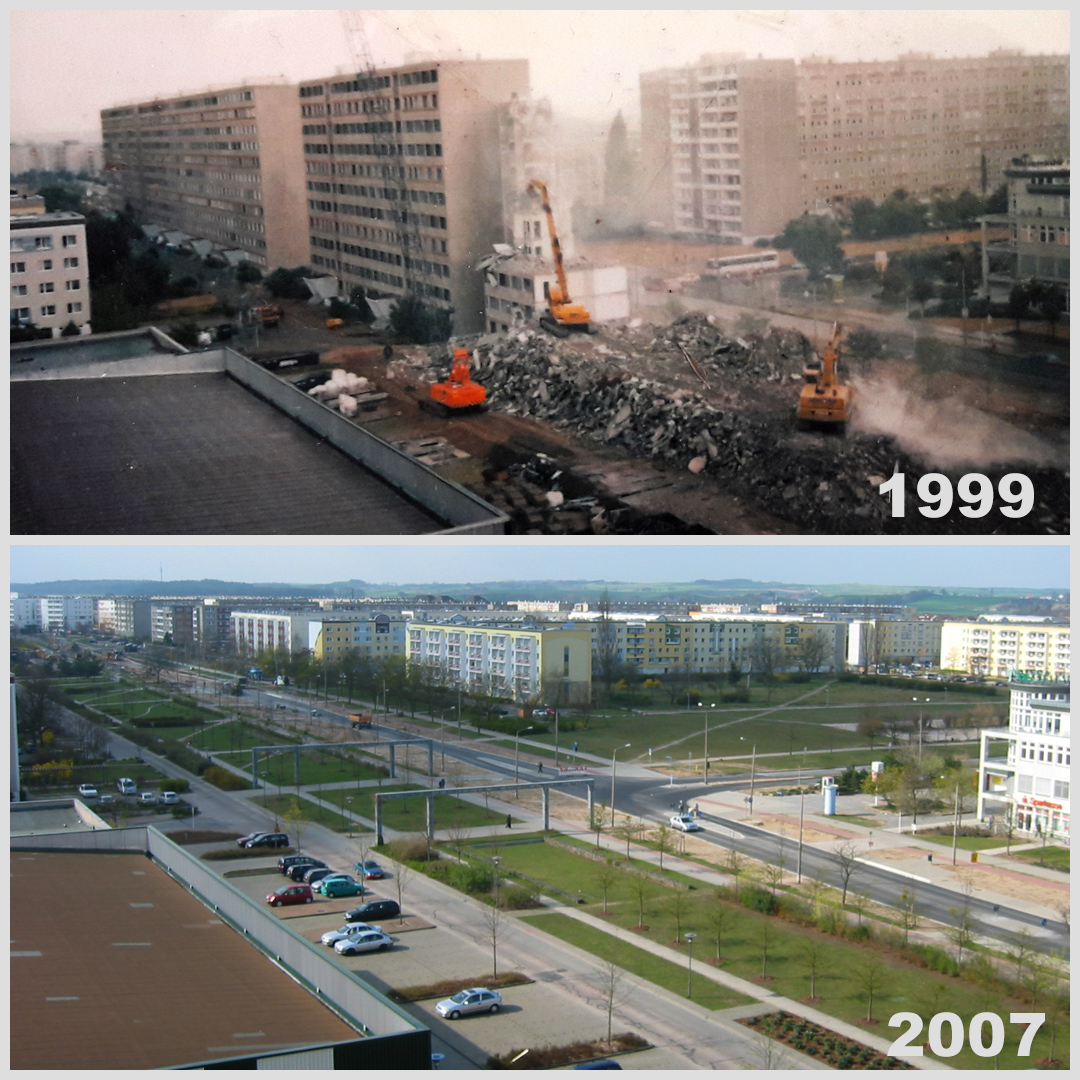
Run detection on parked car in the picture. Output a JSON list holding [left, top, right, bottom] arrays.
[[76, 784, 98, 799], [159, 791, 179, 805], [670, 814, 701, 832], [333, 930, 393, 956], [435, 988, 502, 1019], [246, 832, 289, 849], [266, 884, 313, 907], [572, 1061, 623, 1070], [345, 899, 400, 922], [98, 793, 114, 806], [302, 867, 336, 886], [279, 854, 321, 875], [320, 922, 381, 946], [238, 832, 270, 848], [287, 858, 327, 881], [116, 777, 137, 796], [315, 873, 355, 892], [355, 860, 386, 880], [322, 877, 365, 899], [138, 792, 159, 807]]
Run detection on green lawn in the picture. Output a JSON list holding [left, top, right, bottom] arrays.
[[571, 893, 1066, 1070], [319, 785, 514, 831], [917, 832, 1010, 852], [257, 746, 388, 788], [192, 720, 295, 753], [27, 761, 168, 791], [1007, 845, 1070, 873], [522, 913, 754, 1011], [257, 793, 355, 833]]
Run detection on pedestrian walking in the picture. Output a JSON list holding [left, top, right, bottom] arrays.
[[537, 761, 543, 773], [505, 814, 512, 830]]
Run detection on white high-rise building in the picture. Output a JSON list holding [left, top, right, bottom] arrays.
[[977, 680, 1070, 840]]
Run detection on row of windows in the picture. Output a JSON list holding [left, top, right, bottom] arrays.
[[10, 257, 78, 273], [11, 302, 83, 320], [12, 280, 81, 295], [10, 233, 80, 253], [305, 142, 443, 159]]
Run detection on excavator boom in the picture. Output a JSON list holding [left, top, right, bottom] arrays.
[[528, 179, 595, 336], [795, 321, 852, 426]]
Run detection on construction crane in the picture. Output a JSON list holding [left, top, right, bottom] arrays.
[[527, 180, 596, 337], [795, 321, 852, 428]]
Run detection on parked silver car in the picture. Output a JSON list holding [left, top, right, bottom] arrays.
[[435, 988, 502, 1019], [320, 922, 382, 947], [333, 930, 393, 956]]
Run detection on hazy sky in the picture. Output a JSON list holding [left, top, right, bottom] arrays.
[[9, 9, 1070, 138], [9, 543, 1069, 589]]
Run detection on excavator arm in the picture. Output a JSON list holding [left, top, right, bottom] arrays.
[[528, 180, 571, 305], [527, 179, 594, 336]]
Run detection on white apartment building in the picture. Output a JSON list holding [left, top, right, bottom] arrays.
[[10, 207, 91, 335], [846, 619, 943, 668], [939, 617, 1070, 680], [231, 611, 317, 655], [10, 595, 95, 631], [408, 619, 592, 705], [977, 680, 1070, 840]]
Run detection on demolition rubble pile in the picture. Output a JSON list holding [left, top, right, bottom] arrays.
[[421, 314, 1067, 534]]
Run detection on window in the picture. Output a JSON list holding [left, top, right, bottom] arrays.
[[36, 236, 53, 250], [13, 306, 30, 321], [40, 304, 56, 316], [11, 261, 25, 273], [39, 282, 54, 293], [67, 302, 82, 313], [12, 284, 27, 295], [42, 259, 53, 270], [63, 256, 78, 268], [62, 234, 78, 247], [66, 280, 80, 291]]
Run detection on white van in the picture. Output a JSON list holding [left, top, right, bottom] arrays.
[[116, 777, 137, 795]]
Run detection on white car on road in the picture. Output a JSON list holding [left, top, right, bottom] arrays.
[[670, 813, 702, 832]]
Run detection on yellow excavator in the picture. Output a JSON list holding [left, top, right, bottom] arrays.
[[528, 180, 596, 337], [795, 321, 852, 428]]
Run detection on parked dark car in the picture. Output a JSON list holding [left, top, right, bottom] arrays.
[[279, 854, 320, 875], [302, 867, 335, 886], [287, 858, 327, 881], [237, 832, 269, 848], [345, 899, 401, 923], [245, 832, 289, 849]]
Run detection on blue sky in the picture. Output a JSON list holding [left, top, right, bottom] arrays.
[[9, 543, 1069, 590]]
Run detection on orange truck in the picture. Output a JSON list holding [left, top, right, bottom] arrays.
[[253, 304, 284, 327], [349, 712, 374, 730]]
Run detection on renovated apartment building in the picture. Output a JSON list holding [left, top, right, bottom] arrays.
[[939, 617, 1071, 680], [309, 613, 407, 662], [846, 619, 943, 668], [977, 680, 1070, 840], [981, 155, 1070, 305], [298, 59, 530, 335], [797, 50, 1069, 212], [640, 55, 802, 242], [100, 84, 308, 269], [95, 598, 153, 640], [10, 204, 90, 335], [10, 595, 95, 632], [408, 618, 592, 705]]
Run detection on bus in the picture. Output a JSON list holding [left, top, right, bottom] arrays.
[[704, 250, 781, 278]]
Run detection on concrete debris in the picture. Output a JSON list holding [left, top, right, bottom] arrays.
[[414, 313, 1066, 535]]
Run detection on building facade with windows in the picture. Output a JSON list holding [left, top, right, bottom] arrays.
[[846, 619, 943, 668], [95, 598, 153, 640], [640, 55, 802, 243], [309, 613, 407, 662], [9, 595, 95, 632], [407, 619, 591, 705], [100, 84, 309, 270], [10, 207, 90, 335], [977, 680, 1070, 840], [298, 59, 529, 335], [230, 611, 318, 656], [796, 50, 1068, 213], [939, 618, 1070, 680], [981, 155, 1069, 306]]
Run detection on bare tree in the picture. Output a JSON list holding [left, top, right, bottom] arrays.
[[595, 860, 620, 916], [652, 823, 675, 871], [480, 900, 504, 976], [748, 1028, 792, 1070], [856, 955, 887, 1022], [830, 841, 860, 905], [594, 590, 620, 700], [797, 938, 828, 1000], [444, 815, 470, 861], [589, 802, 608, 848], [393, 859, 413, 923], [753, 918, 776, 980], [666, 888, 691, 943], [946, 901, 977, 967], [849, 890, 870, 925], [795, 630, 830, 675], [628, 873, 654, 929], [762, 836, 786, 895], [898, 886, 919, 945], [723, 847, 749, 893], [595, 960, 633, 1042], [705, 894, 739, 964], [612, 814, 641, 858]]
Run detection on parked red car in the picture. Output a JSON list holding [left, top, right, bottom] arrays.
[[266, 884, 313, 907]]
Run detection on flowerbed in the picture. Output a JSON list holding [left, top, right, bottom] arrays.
[[738, 1012, 913, 1069]]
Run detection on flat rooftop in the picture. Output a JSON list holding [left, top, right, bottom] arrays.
[[10, 850, 358, 1069], [11, 371, 444, 533]]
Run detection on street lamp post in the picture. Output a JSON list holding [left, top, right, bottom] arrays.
[[611, 743, 632, 826], [492, 855, 501, 907], [913, 697, 930, 759], [345, 795, 354, 839], [702, 702, 716, 784], [740, 736, 757, 819], [685, 932, 697, 998], [514, 726, 535, 791], [553, 709, 559, 769], [797, 751, 807, 883]]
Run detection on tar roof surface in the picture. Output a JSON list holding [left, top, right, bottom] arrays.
[[10, 851, 358, 1069], [11, 372, 444, 534]]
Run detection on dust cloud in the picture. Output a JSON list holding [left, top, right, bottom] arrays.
[[849, 375, 1068, 471]]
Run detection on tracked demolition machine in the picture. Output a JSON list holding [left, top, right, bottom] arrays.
[[423, 347, 487, 417], [795, 321, 852, 428]]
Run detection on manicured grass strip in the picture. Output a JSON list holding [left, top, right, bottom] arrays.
[[520, 912, 754, 1011], [1007, 845, 1070, 872], [257, 793, 354, 833], [321, 785, 512, 830], [192, 720, 296, 753], [917, 832, 1010, 851], [388, 971, 532, 1003], [259, 747, 388, 787]]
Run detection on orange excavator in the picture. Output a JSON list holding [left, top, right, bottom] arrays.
[[425, 347, 487, 417], [795, 321, 852, 428], [528, 180, 596, 337]]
